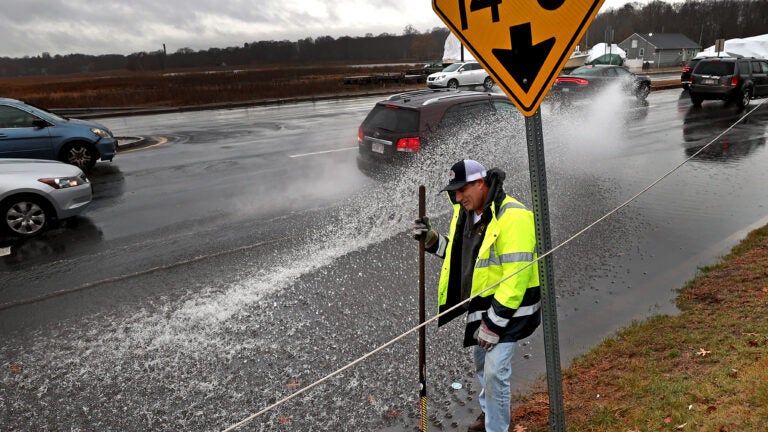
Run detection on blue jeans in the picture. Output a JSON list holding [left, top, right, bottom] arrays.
[[473, 342, 516, 432]]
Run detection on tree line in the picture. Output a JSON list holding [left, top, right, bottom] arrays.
[[0, 27, 450, 77], [585, 0, 767, 49], [0, 0, 766, 78]]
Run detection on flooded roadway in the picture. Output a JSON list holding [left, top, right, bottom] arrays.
[[1, 89, 767, 431]]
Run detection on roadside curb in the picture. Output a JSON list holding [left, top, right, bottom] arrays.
[[116, 136, 146, 151], [652, 80, 683, 90]]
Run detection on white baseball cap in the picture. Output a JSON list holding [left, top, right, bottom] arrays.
[[441, 159, 487, 192]]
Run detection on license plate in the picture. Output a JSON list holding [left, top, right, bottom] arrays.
[[562, 88, 570, 92], [703, 78, 716, 85], [371, 142, 384, 154]]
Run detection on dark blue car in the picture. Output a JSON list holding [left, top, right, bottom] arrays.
[[0, 98, 117, 171]]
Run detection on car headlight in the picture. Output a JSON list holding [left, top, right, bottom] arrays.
[[39, 175, 89, 189], [91, 127, 112, 138]]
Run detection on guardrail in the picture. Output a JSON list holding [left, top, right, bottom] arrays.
[[342, 72, 426, 85], [51, 107, 147, 117]]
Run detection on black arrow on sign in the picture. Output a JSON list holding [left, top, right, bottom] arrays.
[[492, 23, 555, 93]]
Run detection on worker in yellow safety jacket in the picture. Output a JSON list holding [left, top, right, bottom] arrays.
[[412, 159, 540, 432]]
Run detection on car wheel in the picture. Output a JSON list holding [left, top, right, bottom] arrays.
[[690, 93, 703, 107], [1, 195, 50, 237], [635, 83, 650, 100], [60, 142, 97, 171], [483, 77, 494, 90], [447, 79, 459, 90], [736, 88, 751, 108]]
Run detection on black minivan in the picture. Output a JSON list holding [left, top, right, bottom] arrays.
[[356, 89, 516, 175]]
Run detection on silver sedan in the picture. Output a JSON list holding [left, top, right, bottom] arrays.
[[0, 158, 92, 237]]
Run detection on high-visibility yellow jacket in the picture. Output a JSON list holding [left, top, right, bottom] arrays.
[[432, 191, 541, 347]]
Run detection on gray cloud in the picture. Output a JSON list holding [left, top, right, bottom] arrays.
[[0, 0, 635, 58]]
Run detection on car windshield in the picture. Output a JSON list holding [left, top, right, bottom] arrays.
[[442, 63, 462, 72], [570, 66, 603, 76], [363, 105, 419, 133], [695, 61, 735, 76]]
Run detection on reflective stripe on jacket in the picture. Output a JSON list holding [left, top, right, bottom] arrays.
[[436, 194, 541, 346]]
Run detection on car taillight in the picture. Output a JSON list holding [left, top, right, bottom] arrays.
[[555, 77, 589, 85], [730, 76, 738, 86], [396, 137, 420, 153], [357, 127, 364, 143], [682, 67, 691, 73]]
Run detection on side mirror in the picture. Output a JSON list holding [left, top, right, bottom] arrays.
[[32, 119, 48, 128]]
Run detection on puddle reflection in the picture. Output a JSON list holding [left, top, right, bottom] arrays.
[[1, 215, 104, 269], [682, 101, 768, 161], [86, 163, 126, 209]]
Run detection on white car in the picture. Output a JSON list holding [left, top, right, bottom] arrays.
[[426, 61, 494, 90], [0, 159, 92, 237]]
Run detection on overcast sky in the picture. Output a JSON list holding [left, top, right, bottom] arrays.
[[1, 0, 656, 58]]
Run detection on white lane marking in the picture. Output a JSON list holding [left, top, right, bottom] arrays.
[[288, 146, 357, 158]]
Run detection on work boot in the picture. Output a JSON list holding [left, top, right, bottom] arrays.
[[467, 413, 485, 432]]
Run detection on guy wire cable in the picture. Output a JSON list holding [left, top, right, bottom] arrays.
[[221, 99, 765, 431]]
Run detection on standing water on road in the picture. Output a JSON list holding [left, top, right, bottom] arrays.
[[2, 94, 767, 431]]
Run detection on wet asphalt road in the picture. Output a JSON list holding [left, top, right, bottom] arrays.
[[1, 89, 767, 431]]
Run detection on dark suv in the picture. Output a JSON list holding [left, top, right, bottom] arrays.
[[681, 57, 705, 90], [681, 56, 741, 88], [356, 89, 516, 174], [688, 57, 768, 108]]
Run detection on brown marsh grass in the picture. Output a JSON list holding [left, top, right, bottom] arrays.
[[511, 224, 768, 431], [0, 64, 422, 108]]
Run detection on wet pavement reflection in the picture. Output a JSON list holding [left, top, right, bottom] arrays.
[[682, 96, 768, 161], [0, 217, 103, 269]]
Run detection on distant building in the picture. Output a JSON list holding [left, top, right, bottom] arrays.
[[618, 33, 700, 68]]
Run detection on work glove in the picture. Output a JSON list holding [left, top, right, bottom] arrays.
[[411, 216, 438, 246], [475, 320, 500, 351]]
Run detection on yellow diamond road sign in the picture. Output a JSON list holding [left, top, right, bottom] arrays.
[[433, 0, 605, 116]]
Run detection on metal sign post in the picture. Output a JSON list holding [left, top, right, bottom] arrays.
[[525, 109, 565, 431], [418, 186, 428, 432], [431, 1, 606, 429], [715, 38, 725, 56]]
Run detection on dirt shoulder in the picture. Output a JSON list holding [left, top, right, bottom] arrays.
[[511, 224, 768, 431]]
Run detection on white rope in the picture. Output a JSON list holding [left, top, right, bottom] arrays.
[[222, 99, 766, 431]]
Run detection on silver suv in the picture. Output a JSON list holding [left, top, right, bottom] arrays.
[[426, 61, 494, 90]]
